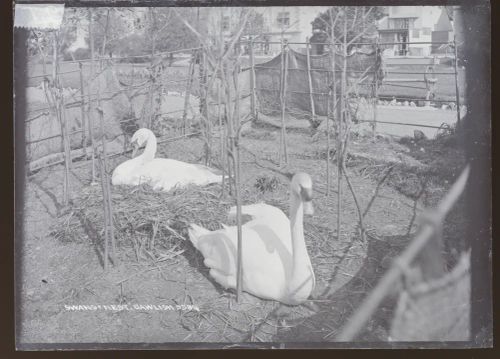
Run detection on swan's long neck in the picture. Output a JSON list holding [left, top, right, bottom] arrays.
[[288, 194, 314, 301], [140, 132, 157, 163]]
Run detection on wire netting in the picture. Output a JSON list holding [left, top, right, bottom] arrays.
[[390, 251, 470, 341], [255, 47, 383, 117]]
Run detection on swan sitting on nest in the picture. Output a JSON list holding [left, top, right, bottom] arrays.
[[111, 128, 223, 191], [187, 173, 316, 305]]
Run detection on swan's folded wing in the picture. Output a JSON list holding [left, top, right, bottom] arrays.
[[189, 163, 223, 176], [196, 229, 238, 276], [227, 203, 276, 221], [139, 159, 222, 188]]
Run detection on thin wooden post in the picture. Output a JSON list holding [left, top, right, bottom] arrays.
[[372, 38, 379, 137], [199, 50, 207, 119], [148, 76, 155, 129], [155, 61, 164, 129], [106, 172, 115, 263], [233, 62, 243, 303], [182, 50, 196, 135], [52, 31, 57, 82], [331, 18, 338, 202], [225, 105, 233, 196], [60, 91, 71, 206], [52, 31, 70, 206], [326, 87, 331, 198], [279, 40, 289, 166], [337, 8, 348, 240], [203, 50, 211, 166], [97, 152, 109, 270], [79, 62, 87, 156], [88, 9, 97, 184], [222, 61, 239, 298], [218, 82, 226, 197], [97, 106, 116, 263], [453, 36, 462, 127], [306, 37, 316, 127], [100, 8, 110, 69], [249, 39, 258, 121]]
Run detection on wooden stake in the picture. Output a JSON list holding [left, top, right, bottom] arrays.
[[100, 8, 110, 69], [97, 104, 115, 263], [249, 39, 258, 121], [218, 82, 226, 197], [52, 31, 70, 206], [339, 8, 349, 239], [453, 36, 462, 127], [88, 9, 96, 183], [279, 40, 289, 166], [334, 10, 343, 239], [372, 38, 379, 136], [97, 153, 109, 270], [306, 37, 316, 127], [203, 50, 211, 166], [182, 50, 196, 135], [60, 91, 71, 206], [326, 87, 331, 198], [52, 31, 57, 83], [233, 62, 243, 303], [79, 62, 87, 156]]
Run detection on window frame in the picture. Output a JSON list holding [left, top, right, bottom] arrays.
[[277, 11, 290, 27]]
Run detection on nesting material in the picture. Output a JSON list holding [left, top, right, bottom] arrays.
[[52, 182, 230, 260]]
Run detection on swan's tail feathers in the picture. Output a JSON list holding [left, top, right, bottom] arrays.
[[211, 174, 225, 183], [187, 224, 211, 248]]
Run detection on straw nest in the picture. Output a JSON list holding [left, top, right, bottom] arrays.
[[52, 182, 231, 261]]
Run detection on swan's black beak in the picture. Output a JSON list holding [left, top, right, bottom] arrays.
[[300, 187, 314, 215], [300, 186, 313, 201]]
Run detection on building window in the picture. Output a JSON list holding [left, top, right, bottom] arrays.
[[277, 12, 290, 27], [412, 29, 420, 38], [422, 27, 431, 36], [389, 18, 415, 30], [222, 16, 230, 31], [409, 47, 423, 56]]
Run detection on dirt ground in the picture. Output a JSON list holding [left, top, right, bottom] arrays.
[[18, 113, 466, 346]]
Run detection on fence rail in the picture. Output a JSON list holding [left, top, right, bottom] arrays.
[[27, 47, 203, 67], [25, 39, 462, 168], [242, 40, 453, 46]]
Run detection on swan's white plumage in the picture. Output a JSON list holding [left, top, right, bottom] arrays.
[[137, 159, 222, 192], [111, 128, 223, 191], [111, 156, 145, 186], [188, 175, 316, 305]]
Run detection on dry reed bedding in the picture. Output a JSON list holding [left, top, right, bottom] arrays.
[[52, 182, 231, 257]]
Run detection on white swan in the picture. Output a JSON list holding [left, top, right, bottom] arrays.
[[111, 128, 223, 191], [111, 128, 154, 186], [188, 173, 316, 305]]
